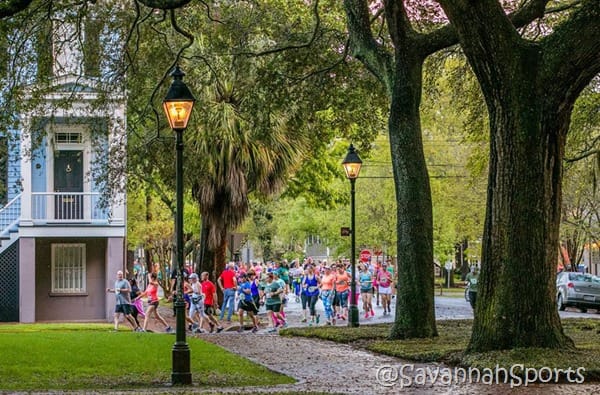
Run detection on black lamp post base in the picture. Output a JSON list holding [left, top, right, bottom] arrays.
[[348, 305, 360, 327], [172, 346, 192, 385]]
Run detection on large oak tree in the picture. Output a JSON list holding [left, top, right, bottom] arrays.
[[437, 0, 600, 351]]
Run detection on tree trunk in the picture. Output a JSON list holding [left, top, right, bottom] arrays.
[[197, 223, 215, 276], [213, 228, 229, 305], [389, 56, 437, 339], [468, 68, 573, 351], [437, 0, 600, 352]]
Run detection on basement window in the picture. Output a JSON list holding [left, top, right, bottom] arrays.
[[51, 243, 86, 294]]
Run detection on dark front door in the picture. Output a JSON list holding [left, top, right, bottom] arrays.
[[54, 150, 83, 220]]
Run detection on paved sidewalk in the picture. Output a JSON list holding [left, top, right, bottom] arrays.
[[141, 298, 600, 394], [197, 333, 599, 394]]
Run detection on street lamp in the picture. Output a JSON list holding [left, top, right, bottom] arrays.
[[163, 65, 195, 385], [342, 143, 362, 328]]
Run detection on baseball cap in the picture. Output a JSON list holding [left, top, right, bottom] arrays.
[[189, 273, 198, 279]]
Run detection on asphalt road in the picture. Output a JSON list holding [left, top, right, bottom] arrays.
[[276, 294, 600, 329], [434, 295, 600, 320]]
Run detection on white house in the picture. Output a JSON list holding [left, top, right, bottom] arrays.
[[0, 11, 127, 323]]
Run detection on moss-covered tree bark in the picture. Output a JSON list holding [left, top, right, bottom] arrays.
[[343, 0, 594, 341], [343, 0, 440, 338], [344, 0, 543, 339], [437, 0, 600, 351]]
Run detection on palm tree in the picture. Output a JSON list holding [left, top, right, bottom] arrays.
[[188, 75, 305, 279]]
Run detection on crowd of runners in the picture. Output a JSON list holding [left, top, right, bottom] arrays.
[[109, 258, 396, 334]]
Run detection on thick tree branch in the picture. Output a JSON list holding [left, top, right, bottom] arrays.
[[343, 0, 393, 90], [424, 0, 551, 55], [383, 0, 415, 47], [541, 0, 600, 105], [0, 0, 34, 18], [565, 149, 600, 163], [135, 0, 190, 10], [236, 0, 321, 57]]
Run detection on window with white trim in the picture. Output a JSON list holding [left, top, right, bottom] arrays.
[[55, 131, 83, 144], [51, 243, 86, 293]]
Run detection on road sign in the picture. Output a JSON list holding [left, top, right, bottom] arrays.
[[359, 249, 372, 263]]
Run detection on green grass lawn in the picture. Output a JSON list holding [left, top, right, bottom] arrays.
[[0, 323, 294, 391], [281, 318, 600, 381]]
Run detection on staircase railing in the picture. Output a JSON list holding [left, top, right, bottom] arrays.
[[0, 193, 21, 236]]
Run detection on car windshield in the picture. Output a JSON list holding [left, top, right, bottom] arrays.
[[568, 273, 599, 282]]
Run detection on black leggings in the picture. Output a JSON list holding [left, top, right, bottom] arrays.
[[301, 294, 319, 316]]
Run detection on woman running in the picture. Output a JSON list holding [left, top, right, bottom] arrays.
[[320, 266, 336, 325], [359, 264, 374, 318], [263, 272, 286, 333], [334, 265, 350, 321], [136, 272, 172, 333], [301, 265, 320, 325], [377, 263, 393, 315]]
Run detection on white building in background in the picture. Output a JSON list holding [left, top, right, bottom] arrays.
[[0, 10, 127, 323]]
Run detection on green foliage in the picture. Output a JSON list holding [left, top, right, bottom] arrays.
[[0, 324, 293, 390], [123, 0, 385, 257], [561, 85, 600, 263]]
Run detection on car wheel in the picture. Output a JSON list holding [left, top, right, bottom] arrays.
[[580, 307, 587, 313], [557, 294, 566, 311]]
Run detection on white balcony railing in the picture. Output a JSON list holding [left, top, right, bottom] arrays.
[[31, 192, 110, 223]]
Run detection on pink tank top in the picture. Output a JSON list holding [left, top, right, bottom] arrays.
[[147, 283, 159, 302]]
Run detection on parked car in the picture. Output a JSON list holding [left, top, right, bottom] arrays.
[[556, 272, 600, 313]]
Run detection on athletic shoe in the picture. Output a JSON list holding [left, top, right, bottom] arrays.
[[267, 328, 277, 333], [252, 326, 258, 333], [370, 310, 375, 317], [364, 313, 369, 319], [216, 326, 224, 333], [236, 328, 244, 333], [165, 326, 173, 333], [281, 321, 288, 328], [194, 328, 204, 334], [301, 318, 307, 323]]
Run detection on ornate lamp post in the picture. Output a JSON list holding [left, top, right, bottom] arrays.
[[342, 143, 362, 328], [163, 65, 195, 385]]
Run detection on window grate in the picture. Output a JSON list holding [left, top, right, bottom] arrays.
[[51, 243, 86, 293]]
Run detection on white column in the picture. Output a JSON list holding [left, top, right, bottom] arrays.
[[19, 238, 36, 323], [105, 237, 125, 321], [19, 118, 33, 226]]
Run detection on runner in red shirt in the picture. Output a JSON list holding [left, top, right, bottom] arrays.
[[201, 272, 223, 333], [218, 262, 238, 322]]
